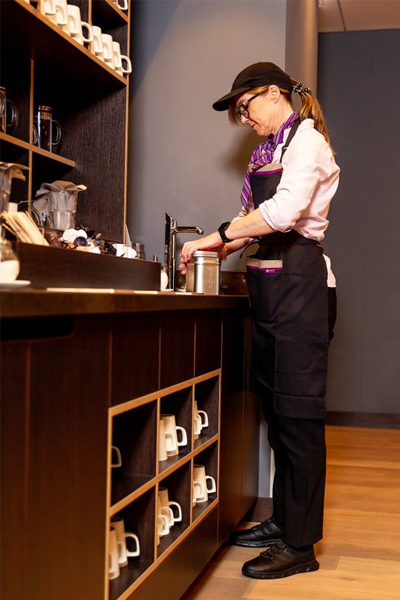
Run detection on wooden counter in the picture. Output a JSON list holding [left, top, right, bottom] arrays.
[[0, 288, 249, 319], [1, 290, 259, 600]]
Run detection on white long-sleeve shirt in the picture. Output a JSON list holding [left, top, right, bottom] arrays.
[[233, 118, 340, 285]]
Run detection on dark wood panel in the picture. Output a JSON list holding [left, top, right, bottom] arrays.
[[26, 315, 111, 600], [0, 341, 29, 600], [126, 508, 218, 600], [111, 313, 160, 404], [240, 316, 260, 516], [218, 312, 246, 544], [59, 88, 127, 241], [160, 311, 195, 389], [15, 242, 161, 291], [195, 310, 222, 376]]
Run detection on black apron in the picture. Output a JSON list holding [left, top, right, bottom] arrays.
[[247, 122, 329, 419]]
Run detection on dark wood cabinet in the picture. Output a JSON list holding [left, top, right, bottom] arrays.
[[0, 302, 258, 600]]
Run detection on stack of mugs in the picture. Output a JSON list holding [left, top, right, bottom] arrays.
[[30, 0, 132, 76], [159, 414, 188, 462], [156, 486, 183, 545], [109, 516, 140, 580], [192, 464, 216, 506]]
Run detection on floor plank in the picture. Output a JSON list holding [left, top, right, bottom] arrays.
[[184, 426, 400, 599]]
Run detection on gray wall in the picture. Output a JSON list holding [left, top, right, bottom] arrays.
[[127, 0, 288, 269], [318, 30, 400, 414], [127, 0, 319, 499]]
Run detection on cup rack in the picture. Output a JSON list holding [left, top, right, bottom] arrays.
[[108, 370, 220, 600], [0, 0, 131, 241]]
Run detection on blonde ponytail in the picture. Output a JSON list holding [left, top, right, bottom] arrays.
[[290, 79, 331, 147]]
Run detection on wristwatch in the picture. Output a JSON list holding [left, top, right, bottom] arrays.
[[218, 221, 233, 243]]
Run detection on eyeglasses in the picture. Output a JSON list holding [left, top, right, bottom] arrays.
[[235, 92, 262, 119]]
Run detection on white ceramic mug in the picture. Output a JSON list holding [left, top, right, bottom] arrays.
[[108, 528, 124, 580], [192, 480, 205, 507], [67, 4, 93, 45], [101, 33, 115, 66], [110, 517, 140, 565], [158, 494, 174, 528], [193, 464, 216, 503], [112, 0, 128, 11], [39, 0, 68, 27], [159, 419, 174, 462], [194, 401, 209, 429], [161, 414, 187, 457], [112, 41, 132, 75], [111, 445, 122, 468], [194, 413, 202, 440], [89, 25, 104, 58], [157, 501, 170, 537], [159, 486, 182, 524]]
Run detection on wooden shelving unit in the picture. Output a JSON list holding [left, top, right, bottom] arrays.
[[108, 371, 221, 600], [0, 0, 130, 241]]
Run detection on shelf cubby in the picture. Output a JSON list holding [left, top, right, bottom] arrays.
[[111, 400, 157, 507], [157, 463, 191, 558], [193, 375, 220, 450], [160, 386, 193, 454], [109, 488, 156, 600], [192, 441, 219, 523]]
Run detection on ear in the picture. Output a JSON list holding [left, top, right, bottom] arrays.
[[268, 85, 281, 103]]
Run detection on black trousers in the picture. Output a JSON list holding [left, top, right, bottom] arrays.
[[262, 395, 326, 548]]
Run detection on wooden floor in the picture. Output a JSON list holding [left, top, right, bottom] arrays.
[[184, 426, 400, 600]]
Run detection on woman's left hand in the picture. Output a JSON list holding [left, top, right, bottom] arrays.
[[179, 232, 223, 274]]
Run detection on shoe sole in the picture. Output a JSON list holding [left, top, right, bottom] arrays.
[[231, 537, 282, 548], [242, 559, 319, 579]]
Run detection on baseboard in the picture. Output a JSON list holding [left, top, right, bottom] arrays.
[[325, 411, 400, 429]]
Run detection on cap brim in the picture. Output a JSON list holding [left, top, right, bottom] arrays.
[[212, 86, 252, 111]]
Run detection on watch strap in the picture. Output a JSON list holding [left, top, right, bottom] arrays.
[[218, 221, 232, 243]]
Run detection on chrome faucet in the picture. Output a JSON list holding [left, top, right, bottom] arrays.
[[164, 212, 204, 290]]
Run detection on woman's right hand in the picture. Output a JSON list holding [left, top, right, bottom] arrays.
[[179, 231, 223, 274]]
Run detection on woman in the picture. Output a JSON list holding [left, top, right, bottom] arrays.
[[180, 62, 339, 580]]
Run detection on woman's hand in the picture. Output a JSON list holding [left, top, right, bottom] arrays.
[[179, 231, 223, 274]]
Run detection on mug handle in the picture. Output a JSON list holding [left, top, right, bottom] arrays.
[[125, 532, 140, 557], [103, 41, 113, 62], [120, 55, 132, 74], [81, 21, 93, 43], [43, 0, 56, 16], [55, 4, 68, 26], [197, 410, 209, 428], [116, 0, 129, 11], [111, 445, 122, 468], [157, 514, 169, 536], [32, 123, 38, 145], [175, 425, 187, 447], [205, 475, 216, 494], [194, 414, 202, 435], [193, 480, 204, 501], [52, 119, 62, 146], [168, 501, 182, 522], [161, 505, 174, 526], [6, 99, 17, 128]]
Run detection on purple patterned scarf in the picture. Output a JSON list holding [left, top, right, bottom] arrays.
[[240, 112, 298, 208]]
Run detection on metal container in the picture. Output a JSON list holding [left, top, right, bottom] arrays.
[[186, 251, 220, 294]]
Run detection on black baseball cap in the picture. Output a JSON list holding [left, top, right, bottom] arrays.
[[212, 62, 293, 111]]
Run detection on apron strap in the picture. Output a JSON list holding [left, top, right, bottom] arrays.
[[280, 119, 301, 161]]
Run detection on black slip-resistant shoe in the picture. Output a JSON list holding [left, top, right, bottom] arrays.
[[230, 517, 284, 548], [241, 540, 319, 579]]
